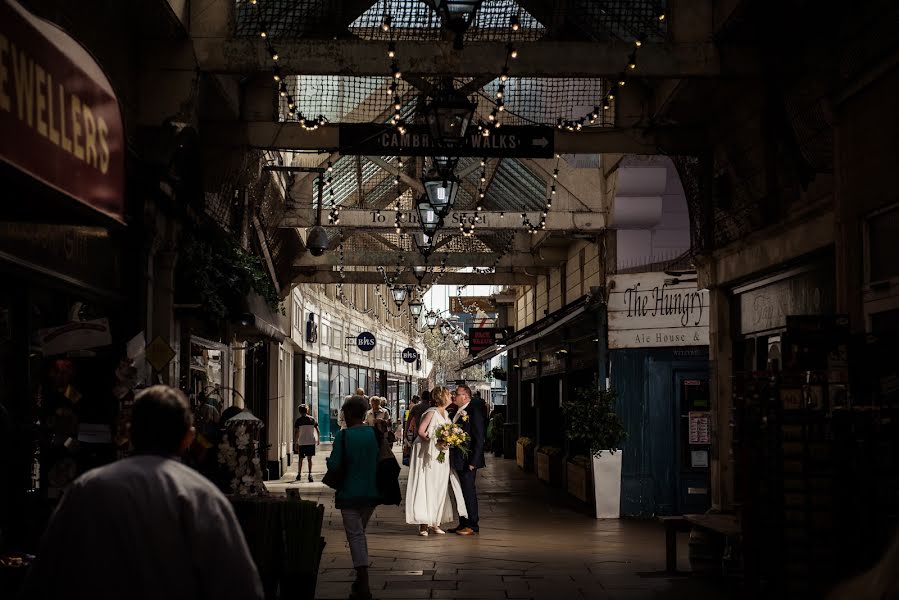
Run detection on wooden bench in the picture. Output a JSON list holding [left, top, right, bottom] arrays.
[[658, 516, 692, 573], [658, 514, 741, 574]]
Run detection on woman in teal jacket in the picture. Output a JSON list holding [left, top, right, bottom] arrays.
[[327, 396, 380, 600]]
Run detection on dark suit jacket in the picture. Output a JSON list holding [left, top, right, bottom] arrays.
[[449, 398, 487, 471]]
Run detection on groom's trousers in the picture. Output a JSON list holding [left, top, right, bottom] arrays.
[[457, 468, 480, 531]]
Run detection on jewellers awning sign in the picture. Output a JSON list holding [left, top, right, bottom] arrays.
[[608, 273, 709, 349], [338, 124, 554, 158], [0, 0, 125, 223]]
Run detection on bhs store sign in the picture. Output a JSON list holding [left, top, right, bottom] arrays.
[[607, 273, 709, 349]]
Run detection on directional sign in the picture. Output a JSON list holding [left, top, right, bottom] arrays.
[[338, 124, 555, 158]]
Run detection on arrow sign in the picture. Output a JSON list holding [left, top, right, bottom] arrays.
[[338, 124, 555, 158]]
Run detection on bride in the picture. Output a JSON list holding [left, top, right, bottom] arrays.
[[405, 386, 468, 536]]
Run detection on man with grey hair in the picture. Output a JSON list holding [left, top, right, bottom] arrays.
[[22, 385, 264, 600]]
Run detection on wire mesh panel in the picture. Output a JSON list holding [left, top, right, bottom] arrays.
[[279, 76, 420, 124], [564, 0, 669, 42], [481, 77, 613, 126], [235, 0, 332, 38]]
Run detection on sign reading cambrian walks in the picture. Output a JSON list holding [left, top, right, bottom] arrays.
[[607, 273, 709, 349], [356, 331, 376, 352], [338, 124, 554, 158], [401, 347, 418, 363]]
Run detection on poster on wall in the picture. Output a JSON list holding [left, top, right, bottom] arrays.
[[607, 272, 709, 349]]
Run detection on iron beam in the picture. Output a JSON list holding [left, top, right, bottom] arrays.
[[193, 39, 721, 78], [290, 271, 537, 285], [294, 250, 567, 268], [279, 208, 605, 231]]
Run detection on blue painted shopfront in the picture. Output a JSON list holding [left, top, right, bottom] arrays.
[[611, 347, 711, 516]]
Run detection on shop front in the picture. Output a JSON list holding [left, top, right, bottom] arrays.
[[607, 272, 711, 517], [0, 0, 127, 549]]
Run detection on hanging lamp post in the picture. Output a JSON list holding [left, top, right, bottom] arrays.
[[423, 175, 460, 218], [417, 197, 443, 236], [425, 311, 439, 330], [434, 1, 483, 49], [422, 78, 477, 147], [408, 297, 424, 318], [412, 264, 428, 284], [390, 285, 408, 307]]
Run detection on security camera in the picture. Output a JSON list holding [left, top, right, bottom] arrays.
[[306, 225, 329, 257]]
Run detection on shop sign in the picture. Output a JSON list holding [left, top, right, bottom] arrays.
[[0, 222, 121, 292], [608, 272, 709, 349], [1, 0, 125, 223], [145, 336, 176, 372], [450, 296, 496, 314], [38, 317, 112, 356], [356, 331, 376, 352], [401, 347, 418, 363], [468, 327, 499, 356]]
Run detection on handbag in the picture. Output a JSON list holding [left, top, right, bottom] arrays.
[[322, 430, 348, 489]]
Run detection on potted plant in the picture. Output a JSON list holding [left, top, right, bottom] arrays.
[[516, 436, 535, 472], [562, 380, 626, 519], [536, 446, 564, 486]]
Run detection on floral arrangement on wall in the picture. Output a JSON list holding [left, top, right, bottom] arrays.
[[218, 420, 268, 496]]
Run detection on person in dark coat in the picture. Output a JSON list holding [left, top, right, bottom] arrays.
[[447, 384, 487, 535]]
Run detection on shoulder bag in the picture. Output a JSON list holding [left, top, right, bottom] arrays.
[[322, 430, 348, 489]]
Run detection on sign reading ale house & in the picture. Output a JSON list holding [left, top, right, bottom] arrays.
[[607, 273, 709, 349]]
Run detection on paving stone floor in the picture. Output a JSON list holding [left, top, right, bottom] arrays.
[[266, 446, 734, 600]]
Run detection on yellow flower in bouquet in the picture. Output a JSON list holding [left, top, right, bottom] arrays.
[[435, 423, 470, 463]]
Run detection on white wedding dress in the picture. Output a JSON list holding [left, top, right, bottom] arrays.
[[405, 408, 468, 526]]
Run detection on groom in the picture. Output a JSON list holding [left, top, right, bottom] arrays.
[[448, 384, 486, 536]]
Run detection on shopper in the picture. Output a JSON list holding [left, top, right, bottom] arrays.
[[364, 396, 391, 427], [293, 405, 320, 482], [327, 395, 380, 600], [22, 385, 263, 600]]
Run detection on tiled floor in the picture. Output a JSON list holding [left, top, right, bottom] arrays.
[[267, 447, 732, 600]]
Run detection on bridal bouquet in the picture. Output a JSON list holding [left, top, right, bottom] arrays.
[[435, 423, 469, 464]]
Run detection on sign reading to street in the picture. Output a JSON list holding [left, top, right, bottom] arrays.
[[356, 332, 376, 352], [338, 124, 554, 158], [401, 347, 419, 363]]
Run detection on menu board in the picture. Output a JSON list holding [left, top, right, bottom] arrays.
[[688, 411, 711, 445]]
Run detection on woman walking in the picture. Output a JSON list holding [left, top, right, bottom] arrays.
[[404, 386, 467, 536], [327, 396, 381, 600]]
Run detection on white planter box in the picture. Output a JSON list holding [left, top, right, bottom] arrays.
[[591, 451, 623, 519]]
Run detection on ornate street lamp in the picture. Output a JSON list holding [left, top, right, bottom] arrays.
[[423, 175, 460, 218], [435, 1, 483, 50], [462, 336, 470, 349], [390, 285, 408, 307], [439, 320, 452, 336], [417, 197, 443, 236], [452, 330, 463, 345], [409, 297, 424, 318], [425, 311, 439, 330], [412, 264, 428, 283], [422, 79, 477, 147]]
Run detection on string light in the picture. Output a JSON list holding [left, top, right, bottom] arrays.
[[381, 14, 392, 31], [510, 15, 520, 31], [387, 42, 396, 58]]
